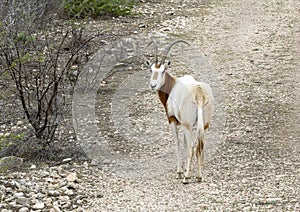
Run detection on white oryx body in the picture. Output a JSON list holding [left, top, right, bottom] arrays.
[[146, 40, 214, 183]]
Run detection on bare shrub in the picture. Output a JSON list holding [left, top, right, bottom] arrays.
[[0, 0, 99, 145]]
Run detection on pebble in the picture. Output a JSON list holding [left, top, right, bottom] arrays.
[[62, 158, 72, 163], [51, 206, 62, 212], [16, 197, 31, 206], [48, 190, 60, 197], [16, 120, 24, 126], [32, 202, 45, 210], [19, 207, 29, 212], [13, 192, 24, 198], [64, 189, 74, 196], [66, 172, 77, 182], [30, 164, 37, 169]]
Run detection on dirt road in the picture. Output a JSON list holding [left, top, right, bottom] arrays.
[[81, 0, 300, 210]]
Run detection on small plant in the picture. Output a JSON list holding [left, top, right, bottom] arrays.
[[0, 133, 25, 151], [63, 0, 136, 18]]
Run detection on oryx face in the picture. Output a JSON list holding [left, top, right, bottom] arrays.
[[146, 61, 170, 91], [145, 39, 188, 91]]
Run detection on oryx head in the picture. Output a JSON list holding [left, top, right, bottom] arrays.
[[145, 40, 189, 91]]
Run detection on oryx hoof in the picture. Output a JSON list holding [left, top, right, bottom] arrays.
[[196, 176, 203, 183], [182, 177, 191, 184], [176, 172, 183, 179]]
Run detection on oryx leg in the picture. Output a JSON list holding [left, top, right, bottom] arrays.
[[182, 125, 193, 184], [196, 134, 205, 182], [170, 121, 183, 179]]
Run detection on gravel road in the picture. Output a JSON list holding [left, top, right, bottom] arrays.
[[88, 0, 299, 210]]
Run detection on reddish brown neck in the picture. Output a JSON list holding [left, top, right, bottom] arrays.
[[157, 72, 178, 124]]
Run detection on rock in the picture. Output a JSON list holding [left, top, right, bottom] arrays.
[[51, 206, 62, 212], [160, 27, 171, 32], [0, 156, 23, 172], [0, 190, 5, 200], [30, 164, 37, 169], [64, 189, 74, 196], [71, 65, 78, 70], [91, 159, 99, 166], [48, 190, 60, 197], [41, 171, 50, 177], [59, 181, 67, 188], [83, 162, 88, 168], [8, 200, 17, 207], [44, 197, 53, 207], [35, 192, 45, 199], [19, 207, 29, 212], [16, 120, 24, 126], [67, 182, 79, 190], [44, 177, 54, 183], [66, 172, 77, 182], [59, 195, 70, 203], [16, 197, 30, 207], [62, 158, 72, 163], [5, 187, 13, 194], [57, 167, 63, 175], [14, 192, 24, 198], [10, 180, 21, 189], [139, 23, 147, 28], [32, 202, 45, 210]]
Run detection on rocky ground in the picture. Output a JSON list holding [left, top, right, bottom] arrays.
[[0, 0, 299, 211]]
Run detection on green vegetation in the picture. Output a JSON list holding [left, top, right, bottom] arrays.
[[0, 133, 24, 151], [63, 0, 136, 18]]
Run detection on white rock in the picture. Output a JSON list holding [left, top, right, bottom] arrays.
[[62, 158, 72, 163], [51, 206, 62, 212], [66, 172, 77, 182], [16, 120, 24, 126], [5, 187, 13, 193], [41, 171, 50, 177], [48, 190, 60, 197], [71, 65, 78, 70], [16, 197, 30, 206], [30, 164, 37, 169], [44, 177, 54, 183], [32, 202, 45, 210], [45, 197, 53, 206], [67, 182, 79, 190], [8, 200, 17, 207], [64, 189, 74, 196], [83, 162, 88, 168], [14, 192, 24, 198], [19, 207, 29, 212], [59, 195, 70, 204]]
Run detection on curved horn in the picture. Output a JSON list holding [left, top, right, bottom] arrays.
[[160, 40, 190, 64], [147, 40, 159, 64]]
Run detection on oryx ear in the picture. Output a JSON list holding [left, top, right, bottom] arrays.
[[165, 60, 171, 69], [145, 60, 151, 67]]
